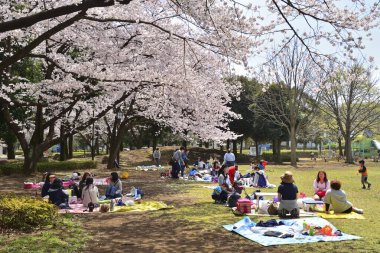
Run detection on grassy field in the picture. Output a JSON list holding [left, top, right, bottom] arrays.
[[0, 151, 379, 252], [162, 159, 380, 253]]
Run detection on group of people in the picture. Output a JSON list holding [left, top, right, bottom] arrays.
[[277, 168, 364, 218], [212, 158, 369, 218], [41, 172, 123, 209], [278, 159, 371, 218], [169, 147, 238, 179]]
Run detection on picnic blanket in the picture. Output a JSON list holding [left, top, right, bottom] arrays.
[[232, 208, 318, 218], [59, 201, 172, 214], [318, 212, 365, 219], [224, 217, 360, 246], [136, 165, 164, 171]]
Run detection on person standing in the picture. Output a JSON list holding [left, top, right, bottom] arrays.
[[153, 148, 161, 166], [172, 146, 185, 179], [180, 149, 189, 177], [358, 160, 371, 189], [224, 149, 235, 167]]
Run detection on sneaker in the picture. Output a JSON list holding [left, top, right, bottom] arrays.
[[368, 184, 371, 190], [354, 208, 364, 214]]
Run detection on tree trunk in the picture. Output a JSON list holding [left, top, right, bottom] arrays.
[[23, 146, 42, 174], [59, 124, 67, 161], [240, 139, 243, 154], [290, 124, 297, 166], [5, 139, 15, 159], [205, 141, 210, 149], [95, 137, 100, 155], [226, 139, 230, 150], [232, 140, 237, 155], [68, 135, 73, 159], [107, 121, 127, 169], [276, 139, 282, 163], [255, 140, 259, 158], [338, 137, 343, 157], [345, 136, 353, 163], [220, 144, 224, 151], [198, 140, 203, 147]]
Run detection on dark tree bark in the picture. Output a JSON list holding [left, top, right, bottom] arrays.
[[68, 135, 73, 159], [5, 139, 15, 159], [240, 139, 243, 154], [232, 140, 237, 155]]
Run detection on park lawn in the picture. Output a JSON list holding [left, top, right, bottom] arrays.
[[0, 216, 89, 253], [161, 162, 380, 253]]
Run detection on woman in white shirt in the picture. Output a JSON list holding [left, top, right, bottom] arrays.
[[313, 171, 330, 200], [81, 177, 99, 207]]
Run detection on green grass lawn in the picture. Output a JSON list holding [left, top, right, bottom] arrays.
[[162, 161, 380, 253]]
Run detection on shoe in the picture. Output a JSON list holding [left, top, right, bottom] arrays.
[[362, 186, 366, 189], [368, 184, 371, 189], [355, 208, 364, 214]]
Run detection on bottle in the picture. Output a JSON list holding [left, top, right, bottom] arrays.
[[302, 220, 307, 230], [309, 226, 314, 236]]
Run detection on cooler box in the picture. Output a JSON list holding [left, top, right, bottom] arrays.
[[237, 198, 253, 214]]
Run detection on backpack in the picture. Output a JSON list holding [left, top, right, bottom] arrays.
[[228, 192, 241, 207]]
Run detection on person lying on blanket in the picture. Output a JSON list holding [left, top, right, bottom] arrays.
[[105, 172, 123, 199], [324, 180, 363, 214]]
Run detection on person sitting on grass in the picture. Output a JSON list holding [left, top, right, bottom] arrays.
[[277, 171, 299, 218], [313, 171, 330, 200], [105, 172, 122, 199], [78, 172, 91, 199], [324, 179, 363, 214], [48, 178, 70, 209], [41, 173, 55, 197], [82, 177, 99, 208]]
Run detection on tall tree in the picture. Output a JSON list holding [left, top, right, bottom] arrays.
[[319, 64, 380, 163], [254, 41, 321, 166]]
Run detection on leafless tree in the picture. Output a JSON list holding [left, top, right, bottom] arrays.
[[254, 40, 321, 166], [319, 64, 380, 163]]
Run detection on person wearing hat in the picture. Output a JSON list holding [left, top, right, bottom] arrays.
[[358, 160, 371, 189], [277, 171, 299, 218]]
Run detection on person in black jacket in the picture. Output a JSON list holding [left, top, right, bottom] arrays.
[[48, 178, 69, 208], [41, 173, 55, 197]]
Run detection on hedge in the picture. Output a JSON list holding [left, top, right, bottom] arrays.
[[0, 160, 97, 175], [0, 195, 58, 231]]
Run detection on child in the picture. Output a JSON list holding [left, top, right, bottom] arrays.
[[358, 160, 371, 189], [277, 171, 299, 218]]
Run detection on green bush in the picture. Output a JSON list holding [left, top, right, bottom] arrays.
[[0, 160, 97, 175], [0, 195, 58, 231]]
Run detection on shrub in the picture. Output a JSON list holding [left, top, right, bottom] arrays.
[[0, 160, 97, 175], [0, 195, 58, 231]]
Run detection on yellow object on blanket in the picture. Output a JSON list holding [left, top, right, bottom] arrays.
[[121, 172, 129, 179], [112, 201, 173, 213], [318, 212, 365, 219]]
